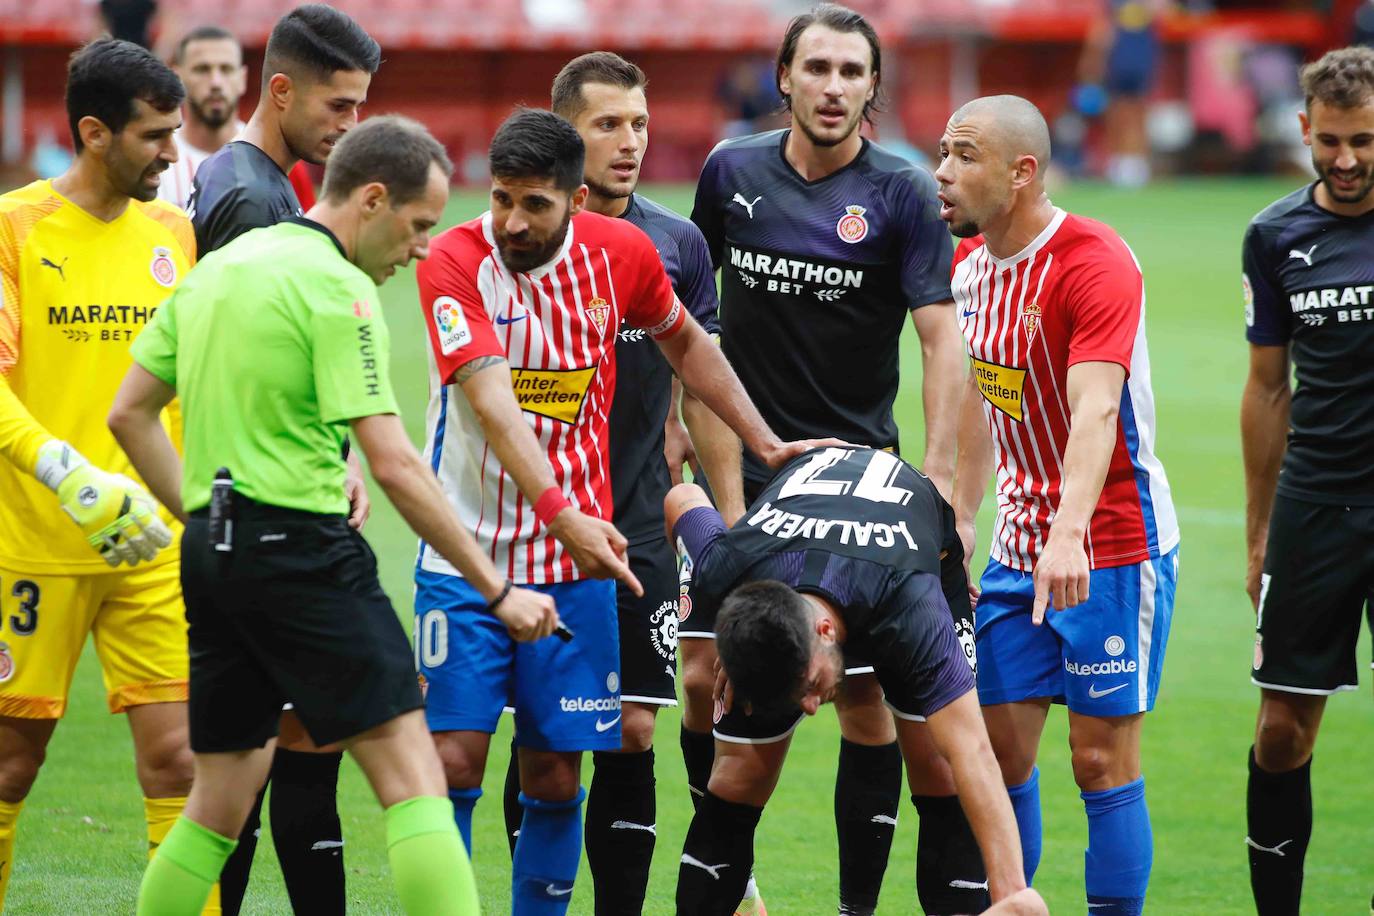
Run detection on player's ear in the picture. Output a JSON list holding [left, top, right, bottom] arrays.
[[267, 72, 293, 111], [778, 64, 792, 99], [1298, 109, 1313, 148], [358, 181, 388, 216], [569, 183, 589, 216], [1010, 153, 1040, 191], [77, 116, 111, 155]]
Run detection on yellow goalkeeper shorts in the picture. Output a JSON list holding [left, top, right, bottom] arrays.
[[0, 553, 188, 718]]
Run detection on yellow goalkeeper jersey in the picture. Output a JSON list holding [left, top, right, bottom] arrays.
[[0, 180, 193, 573]]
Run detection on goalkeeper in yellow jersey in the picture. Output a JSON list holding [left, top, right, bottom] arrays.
[[0, 39, 209, 911]]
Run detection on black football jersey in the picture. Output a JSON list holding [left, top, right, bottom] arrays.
[[674, 447, 975, 718], [190, 141, 303, 255], [691, 130, 953, 488], [1243, 183, 1374, 503]]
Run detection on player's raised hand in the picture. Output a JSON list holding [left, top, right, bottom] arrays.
[[492, 584, 560, 642], [1031, 529, 1090, 624], [548, 508, 644, 596], [759, 437, 855, 469]]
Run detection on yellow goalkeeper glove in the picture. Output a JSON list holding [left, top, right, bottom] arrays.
[[34, 440, 172, 567]]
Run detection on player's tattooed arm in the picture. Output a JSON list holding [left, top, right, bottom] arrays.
[[453, 354, 507, 384]]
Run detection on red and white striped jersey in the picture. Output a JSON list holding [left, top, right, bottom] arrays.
[[953, 208, 1178, 572], [416, 210, 686, 585], [156, 123, 244, 212]]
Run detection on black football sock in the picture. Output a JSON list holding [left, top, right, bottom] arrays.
[[677, 790, 761, 916], [269, 748, 345, 916], [586, 749, 657, 916], [834, 738, 902, 914], [502, 738, 522, 858], [912, 793, 991, 915], [1247, 746, 1311, 916], [681, 725, 715, 810], [219, 784, 266, 916]]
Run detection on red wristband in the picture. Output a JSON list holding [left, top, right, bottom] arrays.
[[533, 486, 571, 528]]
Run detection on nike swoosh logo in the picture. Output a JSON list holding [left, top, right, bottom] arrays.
[[961, 308, 978, 317], [495, 313, 528, 325], [595, 714, 621, 732], [545, 884, 574, 897], [1088, 682, 1129, 699]]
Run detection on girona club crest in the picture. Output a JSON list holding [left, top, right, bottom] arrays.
[[585, 296, 610, 333], [0, 642, 14, 684], [836, 205, 869, 244], [1022, 301, 1042, 342], [150, 246, 177, 288]]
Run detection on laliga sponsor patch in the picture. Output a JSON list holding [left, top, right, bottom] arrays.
[[510, 365, 598, 424], [1104, 635, 1126, 657], [1253, 636, 1263, 671], [836, 205, 869, 244], [1242, 273, 1255, 327], [649, 600, 679, 659], [970, 357, 1027, 422], [955, 618, 976, 674], [433, 296, 473, 355], [0, 642, 14, 683], [150, 246, 177, 288]]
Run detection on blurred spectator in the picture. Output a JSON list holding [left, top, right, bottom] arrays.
[[716, 58, 783, 139], [97, 0, 158, 48], [1078, 0, 1169, 186]]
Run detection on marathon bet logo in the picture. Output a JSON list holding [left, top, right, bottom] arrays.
[[727, 244, 864, 298], [1288, 285, 1374, 323]]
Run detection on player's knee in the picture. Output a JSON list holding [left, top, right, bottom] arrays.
[[519, 754, 582, 802], [1069, 744, 1117, 791], [1254, 711, 1317, 770], [433, 737, 485, 790], [680, 649, 716, 710], [0, 745, 46, 802], [619, 703, 657, 753], [136, 733, 194, 797], [835, 682, 896, 744]]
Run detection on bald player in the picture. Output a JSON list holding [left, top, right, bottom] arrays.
[[945, 96, 1179, 915]]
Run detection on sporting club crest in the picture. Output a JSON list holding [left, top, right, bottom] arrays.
[[1022, 301, 1042, 342], [836, 205, 869, 244], [150, 246, 177, 288], [0, 643, 14, 683], [585, 296, 610, 333]]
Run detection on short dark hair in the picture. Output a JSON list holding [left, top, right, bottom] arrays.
[[263, 4, 380, 89], [1300, 46, 1374, 111], [775, 3, 883, 124], [322, 115, 453, 204], [174, 25, 238, 65], [715, 581, 814, 717], [551, 51, 648, 120], [488, 108, 585, 194], [66, 38, 185, 154]]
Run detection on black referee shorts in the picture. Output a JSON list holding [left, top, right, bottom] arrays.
[[181, 499, 422, 752], [1252, 495, 1374, 694]]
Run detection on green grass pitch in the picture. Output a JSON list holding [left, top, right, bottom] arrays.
[[10, 178, 1373, 914]]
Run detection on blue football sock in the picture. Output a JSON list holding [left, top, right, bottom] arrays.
[[448, 787, 481, 855], [1006, 766, 1042, 886], [1082, 776, 1151, 915], [512, 787, 585, 915]]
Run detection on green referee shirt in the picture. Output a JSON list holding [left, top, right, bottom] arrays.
[[132, 218, 398, 515]]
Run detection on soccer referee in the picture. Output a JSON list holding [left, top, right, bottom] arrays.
[[110, 115, 558, 915]]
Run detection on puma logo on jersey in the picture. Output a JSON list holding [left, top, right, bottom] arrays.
[[40, 256, 67, 280], [732, 193, 762, 218], [1288, 245, 1317, 267]]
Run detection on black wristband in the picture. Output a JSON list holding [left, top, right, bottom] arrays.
[[485, 580, 514, 614]]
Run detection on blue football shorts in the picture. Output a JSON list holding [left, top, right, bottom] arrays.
[[414, 573, 621, 751], [974, 547, 1179, 716]]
